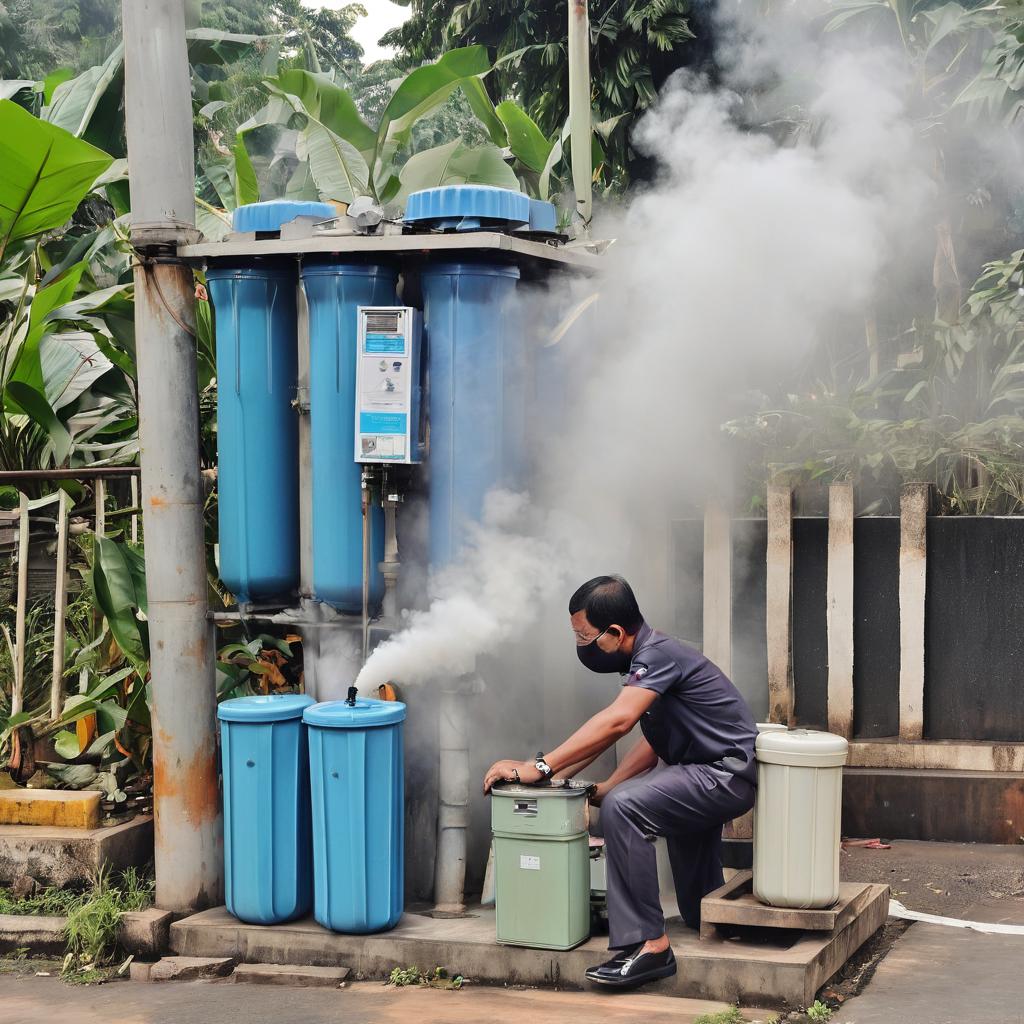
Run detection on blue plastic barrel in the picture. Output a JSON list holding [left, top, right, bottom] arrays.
[[304, 698, 406, 933], [218, 693, 315, 924], [302, 262, 395, 611], [421, 262, 524, 567], [207, 263, 299, 603]]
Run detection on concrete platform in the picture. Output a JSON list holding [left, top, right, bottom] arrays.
[[0, 814, 153, 885], [172, 888, 889, 1009]]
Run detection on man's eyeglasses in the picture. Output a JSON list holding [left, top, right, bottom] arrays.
[[573, 627, 608, 648]]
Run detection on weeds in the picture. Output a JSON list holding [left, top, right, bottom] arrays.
[[387, 964, 463, 990], [0, 886, 83, 917], [695, 1008, 745, 1024], [806, 1001, 834, 1022], [63, 866, 153, 974]]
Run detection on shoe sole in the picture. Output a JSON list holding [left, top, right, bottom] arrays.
[[585, 961, 678, 989]]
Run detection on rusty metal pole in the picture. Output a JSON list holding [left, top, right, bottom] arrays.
[[122, 0, 222, 912]]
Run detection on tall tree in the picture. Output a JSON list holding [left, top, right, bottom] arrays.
[[384, 0, 698, 183]]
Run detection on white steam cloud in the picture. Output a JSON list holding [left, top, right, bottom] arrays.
[[358, 2, 969, 694], [355, 491, 580, 689]]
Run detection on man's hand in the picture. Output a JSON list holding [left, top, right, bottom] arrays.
[[483, 759, 543, 793], [590, 781, 611, 807]]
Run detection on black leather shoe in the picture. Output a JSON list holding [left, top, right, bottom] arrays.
[[585, 946, 676, 988]]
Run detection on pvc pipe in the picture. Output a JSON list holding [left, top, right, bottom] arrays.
[[434, 685, 470, 913], [123, 0, 222, 913], [568, 0, 593, 227]]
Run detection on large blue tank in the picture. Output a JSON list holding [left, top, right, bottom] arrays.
[[218, 693, 315, 925], [208, 263, 299, 602], [304, 698, 406, 933], [421, 262, 524, 567], [302, 262, 396, 611]]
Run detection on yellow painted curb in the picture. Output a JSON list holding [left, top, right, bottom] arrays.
[[0, 788, 101, 829]]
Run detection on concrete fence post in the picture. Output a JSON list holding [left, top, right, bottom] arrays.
[[702, 498, 732, 676], [899, 483, 929, 740], [766, 484, 794, 725], [826, 482, 855, 738]]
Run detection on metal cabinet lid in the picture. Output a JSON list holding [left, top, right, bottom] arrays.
[[491, 779, 595, 799], [303, 697, 406, 728], [232, 199, 335, 233], [755, 728, 849, 767], [218, 693, 314, 723]]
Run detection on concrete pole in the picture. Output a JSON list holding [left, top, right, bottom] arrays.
[[568, 0, 592, 226], [702, 497, 732, 676], [899, 483, 929, 741], [765, 484, 794, 725], [122, 0, 222, 912], [826, 482, 855, 739]]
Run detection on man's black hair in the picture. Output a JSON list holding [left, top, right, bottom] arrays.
[[568, 575, 644, 635]]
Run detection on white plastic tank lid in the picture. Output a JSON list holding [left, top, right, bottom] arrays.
[[755, 728, 849, 767], [756, 722, 788, 734]]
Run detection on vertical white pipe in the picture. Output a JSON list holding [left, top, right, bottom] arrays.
[[130, 475, 139, 543], [12, 491, 28, 718], [94, 477, 106, 538], [123, 0, 222, 912], [434, 684, 470, 913], [568, 0, 593, 227], [50, 489, 70, 721], [702, 497, 732, 676]]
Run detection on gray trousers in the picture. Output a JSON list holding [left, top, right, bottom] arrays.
[[599, 762, 755, 950]]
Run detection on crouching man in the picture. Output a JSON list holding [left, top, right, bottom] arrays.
[[483, 575, 757, 989]]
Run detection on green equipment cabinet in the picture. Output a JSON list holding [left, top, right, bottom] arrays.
[[490, 780, 593, 950]]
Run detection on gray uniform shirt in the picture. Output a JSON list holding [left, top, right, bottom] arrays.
[[624, 622, 758, 783]]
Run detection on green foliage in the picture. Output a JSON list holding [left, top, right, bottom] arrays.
[[386, 0, 696, 187], [63, 866, 153, 972], [387, 964, 464, 989], [0, 883, 83, 916], [806, 1000, 834, 1022], [693, 1007, 745, 1024]]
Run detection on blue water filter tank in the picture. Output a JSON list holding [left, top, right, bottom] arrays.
[[302, 262, 395, 611], [421, 262, 524, 567], [304, 698, 406, 933], [208, 263, 299, 602], [218, 693, 315, 925]]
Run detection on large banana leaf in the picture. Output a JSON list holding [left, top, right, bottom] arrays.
[[92, 535, 149, 672], [496, 101, 552, 172], [397, 139, 519, 202], [0, 101, 113, 255], [270, 69, 376, 160]]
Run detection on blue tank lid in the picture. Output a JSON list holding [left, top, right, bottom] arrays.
[[233, 200, 336, 234], [218, 693, 314, 723], [303, 697, 407, 729], [405, 185, 530, 231]]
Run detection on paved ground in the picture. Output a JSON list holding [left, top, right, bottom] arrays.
[[0, 970, 771, 1024], [832, 844, 1024, 1024]]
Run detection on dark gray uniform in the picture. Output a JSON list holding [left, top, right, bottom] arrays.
[[599, 622, 757, 949]]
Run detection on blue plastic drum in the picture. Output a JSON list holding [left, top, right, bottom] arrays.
[[304, 698, 406, 933], [218, 693, 315, 925]]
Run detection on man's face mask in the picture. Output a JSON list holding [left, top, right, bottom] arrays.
[[576, 627, 632, 674]]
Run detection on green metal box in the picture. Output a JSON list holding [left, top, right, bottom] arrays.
[[491, 781, 593, 951]]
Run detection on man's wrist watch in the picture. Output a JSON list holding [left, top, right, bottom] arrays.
[[534, 752, 553, 777]]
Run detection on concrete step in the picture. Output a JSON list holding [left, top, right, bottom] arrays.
[[149, 956, 236, 982], [233, 963, 350, 987], [0, 814, 153, 886], [842, 768, 1024, 843], [0, 914, 67, 956], [170, 896, 889, 1010], [0, 789, 100, 829]]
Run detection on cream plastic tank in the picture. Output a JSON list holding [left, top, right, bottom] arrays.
[[753, 729, 849, 909]]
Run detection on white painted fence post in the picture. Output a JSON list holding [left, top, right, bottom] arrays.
[[899, 483, 929, 740], [50, 489, 71, 721], [702, 497, 732, 676], [766, 484, 794, 725], [827, 482, 855, 738]]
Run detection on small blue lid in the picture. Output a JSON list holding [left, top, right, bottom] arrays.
[[232, 200, 335, 233], [405, 185, 529, 228], [218, 693, 314, 723], [526, 198, 557, 233], [303, 697, 406, 729]]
